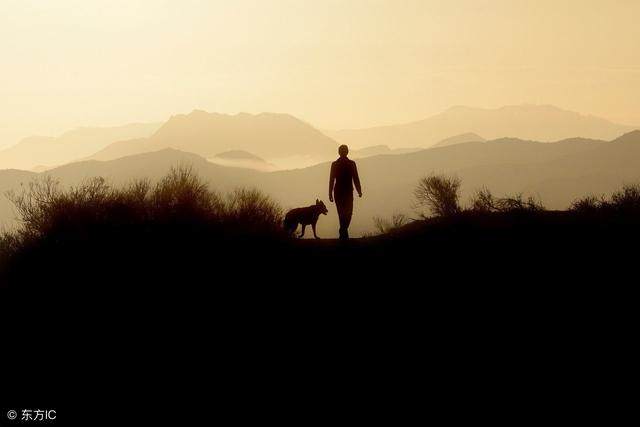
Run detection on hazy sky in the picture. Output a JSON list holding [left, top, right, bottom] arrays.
[[1, 0, 639, 148]]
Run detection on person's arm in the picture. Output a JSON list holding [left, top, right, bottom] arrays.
[[352, 161, 362, 197], [329, 162, 336, 202]]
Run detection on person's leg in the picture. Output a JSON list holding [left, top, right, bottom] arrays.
[[336, 194, 353, 239], [343, 195, 353, 237], [335, 198, 346, 238]]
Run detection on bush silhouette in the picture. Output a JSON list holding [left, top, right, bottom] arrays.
[[149, 165, 224, 224], [6, 165, 283, 240], [571, 184, 640, 216], [0, 165, 286, 286], [373, 213, 408, 234], [469, 187, 544, 214], [469, 187, 496, 213], [609, 184, 640, 214], [570, 195, 604, 214], [414, 174, 461, 217], [224, 188, 284, 237]]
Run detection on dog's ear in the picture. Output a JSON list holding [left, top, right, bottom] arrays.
[[316, 198, 319, 203]]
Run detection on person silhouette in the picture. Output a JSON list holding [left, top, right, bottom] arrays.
[[329, 145, 362, 239]]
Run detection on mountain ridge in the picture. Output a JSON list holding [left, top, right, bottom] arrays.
[[0, 122, 162, 170], [326, 104, 636, 149], [89, 110, 339, 163], [612, 129, 640, 143], [432, 132, 486, 148]]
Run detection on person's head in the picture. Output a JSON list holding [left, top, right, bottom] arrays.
[[338, 145, 349, 158]]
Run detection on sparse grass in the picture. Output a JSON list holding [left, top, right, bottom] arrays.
[[570, 195, 604, 214], [571, 184, 640, 216], [469, 188, 544, 214], [373, 213, 409, 235]]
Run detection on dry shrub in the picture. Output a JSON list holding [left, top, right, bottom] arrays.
[[225, 188, 283, 235], [414, 174, 461, 217], [470, 187, 496, 213], [610, 184, 640, 213], [571, 184, 640, 215], [469, 188, 544, 213], [150, 165, 224, 223], [3, 165, 284, 249], [570, 195, 604, 214], [373, 213, 408, 234]]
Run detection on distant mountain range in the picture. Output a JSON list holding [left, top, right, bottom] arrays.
[[1, 105, 636, 172], [0, 122, 161, 171], [2, 106, 639, 236], [88, 111, 338, 163], [2, 130, 639, 237], [351, 133, 485, 156], [326, 105, 636, 149]]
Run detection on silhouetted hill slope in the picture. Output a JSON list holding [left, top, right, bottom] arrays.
[[612, 129, 640, 144], [48, 148, 260, 192], [432, 132, 485, 148], [214, 150, 265, 161], [89, 111, 338, 161], [0, 122, 161, 170], [2, 131, 639, 237], [87, 137, 148, 162], [554, 137, 607, 145], [327, 105, 635, 149], [351, 145, 393, 157], [351, 145, 422, 159]]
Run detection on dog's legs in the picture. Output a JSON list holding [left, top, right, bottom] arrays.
[[312, 223, 320, 239], [284, 219, 296, 236], [299, 224, 306, 238]]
